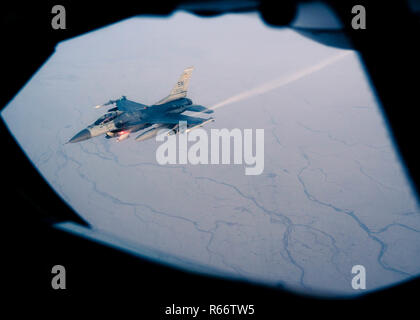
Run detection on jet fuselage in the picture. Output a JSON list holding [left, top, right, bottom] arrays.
[[69, 97, 193, 143]]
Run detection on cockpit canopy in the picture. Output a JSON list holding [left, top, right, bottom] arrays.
[[93, 111, 119, 125]]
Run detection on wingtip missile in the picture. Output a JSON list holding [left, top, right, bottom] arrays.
[[93, 97, 122, 109]]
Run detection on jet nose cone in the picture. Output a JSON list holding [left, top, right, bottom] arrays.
[[68, 129, 91, 143]]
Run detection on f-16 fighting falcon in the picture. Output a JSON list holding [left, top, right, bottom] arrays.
[[67, 67, 214, 143]]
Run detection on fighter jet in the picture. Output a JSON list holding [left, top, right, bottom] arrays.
[[67, 67, 214, 143]]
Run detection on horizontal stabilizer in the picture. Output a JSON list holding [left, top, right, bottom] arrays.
[[185, 104, 214, 114]]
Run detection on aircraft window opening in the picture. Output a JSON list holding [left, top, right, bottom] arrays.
[[94, 112, 117, 125]]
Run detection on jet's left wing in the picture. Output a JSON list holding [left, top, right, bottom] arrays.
[[115, 98, 148, 112], [96, 96, 148, 112]]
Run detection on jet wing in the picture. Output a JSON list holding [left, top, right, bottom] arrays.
[[146, 113, 209, 125], [115, 98, 148, 112]]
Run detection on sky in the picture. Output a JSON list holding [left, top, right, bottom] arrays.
[[2, 11, 419, 297]]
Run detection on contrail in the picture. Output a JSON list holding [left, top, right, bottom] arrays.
[[208, 51, 352, 112]]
